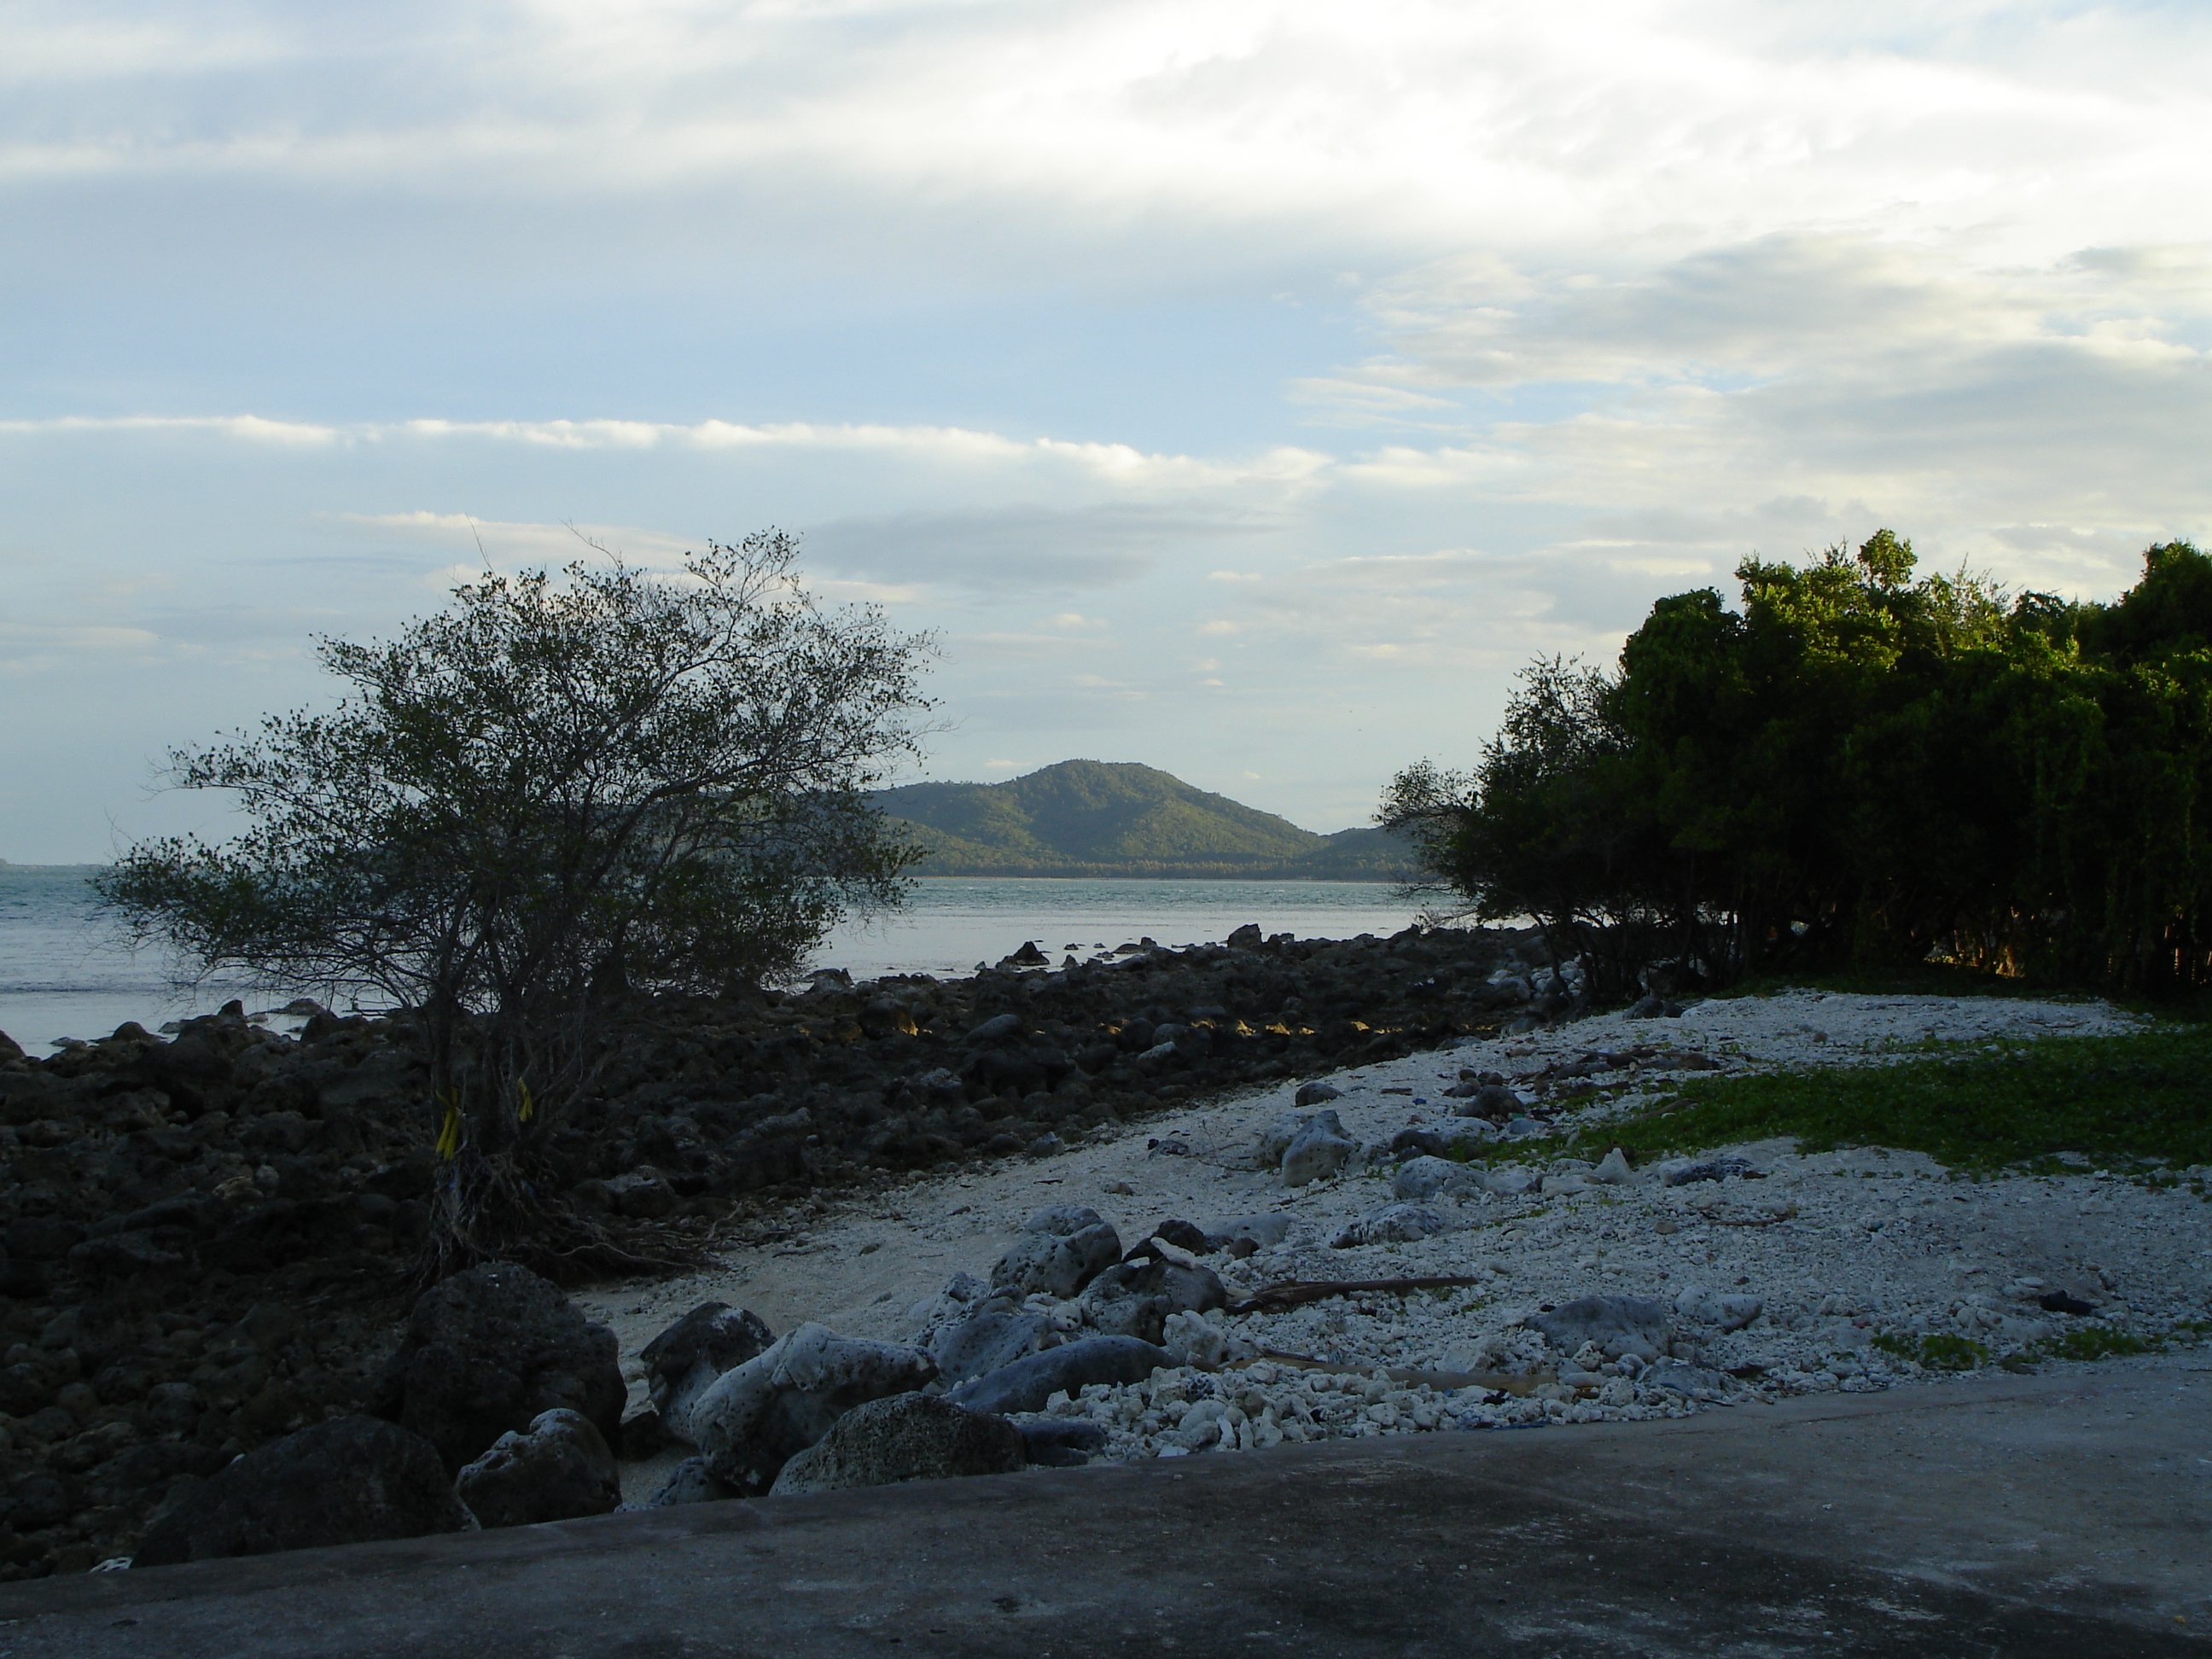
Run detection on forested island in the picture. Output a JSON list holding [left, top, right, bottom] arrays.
[[872, 760, 1415, 880]]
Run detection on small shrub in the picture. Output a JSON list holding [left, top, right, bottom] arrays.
[[1873, 1330, 1988, 1371], [2042, 1324, 2154, 1363]]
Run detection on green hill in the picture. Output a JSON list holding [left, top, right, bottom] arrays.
[[871, 760, 1416, 881]]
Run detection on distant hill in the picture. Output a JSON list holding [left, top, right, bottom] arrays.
[[870, 760, 1417, 881]]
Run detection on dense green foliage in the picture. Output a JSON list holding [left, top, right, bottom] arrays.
[[102, 535, 934, 1270], [877, 760, 1413, 879], [1657, 1024, 2212, 1172], [1386, 533, 2212, 995], [1499, 1023, 2212, 1175]]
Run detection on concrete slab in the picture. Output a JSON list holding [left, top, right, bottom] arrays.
[[3, 1361, 2207, 1656]]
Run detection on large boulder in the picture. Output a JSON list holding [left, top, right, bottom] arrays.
[[1079, 1257, 1228, 1344], [1528, 1295, 1671, 1363], [989, 1207, 1122, 1300], [925, 1298, 1062, 1387], [453, 1407, 620, 1529], [1016, 1417, 1109, 1467], [134, 1416, 468, 1567], [767, 1393, 1025, 1496], [949, 1336, 1171, 1415], [640, 1301, 775, 1440], [690, 1323, 938, 1493], [373, 1261, 626, 1473]]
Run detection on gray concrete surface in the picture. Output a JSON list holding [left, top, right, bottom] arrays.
[[3, 1360, 2207, 1656]]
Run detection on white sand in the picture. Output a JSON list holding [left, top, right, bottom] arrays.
[[581, 990, 2212, 1488]]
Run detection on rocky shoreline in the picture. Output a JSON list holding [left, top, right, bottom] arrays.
[[9, 932, 2207, 1580], [0, 921, 1540, 1577]]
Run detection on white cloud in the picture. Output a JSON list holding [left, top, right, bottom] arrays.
[[6, 3, 2212, 854]]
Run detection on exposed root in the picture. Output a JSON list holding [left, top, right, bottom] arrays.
[[420, 1150, 698, 1288]]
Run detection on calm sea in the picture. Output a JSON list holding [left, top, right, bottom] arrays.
[[0, 866, 1423, 1052]]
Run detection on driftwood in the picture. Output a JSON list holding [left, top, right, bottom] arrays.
[[1225, 1274, 1489, 1316]]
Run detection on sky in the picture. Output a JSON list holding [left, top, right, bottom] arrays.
[[3, 0, 2210, 860]]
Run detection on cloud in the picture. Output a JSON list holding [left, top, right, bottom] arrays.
[[0, 414, 338, 445], [1, 414, 1325, 498], [805, 500, 1282, 594], [7, 0, 2207, 276]]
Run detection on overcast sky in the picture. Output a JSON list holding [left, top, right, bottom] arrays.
[[4, 1, 2209, 859]]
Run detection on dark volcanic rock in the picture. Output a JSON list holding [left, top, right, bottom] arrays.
[[132, 1415, 468, 1567], [1076, 1258, 1227, 1345], [768, 1392, 1025, 1496], [640, 1301, 776, 1432], [453, 1407, 620, 1528], [373, 1262, 626, 1474], [689, 1323, 939, 1495]]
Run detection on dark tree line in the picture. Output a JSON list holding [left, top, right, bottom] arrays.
[[1384, 532, 2212, 999]]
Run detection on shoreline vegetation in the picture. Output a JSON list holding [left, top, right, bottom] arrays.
[[1386, 532, 2212, 999]]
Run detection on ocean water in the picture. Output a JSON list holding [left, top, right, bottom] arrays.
[[0, 867, 1424, 1053]]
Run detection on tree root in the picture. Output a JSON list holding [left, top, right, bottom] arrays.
[[421, 1150, 697, 1287]]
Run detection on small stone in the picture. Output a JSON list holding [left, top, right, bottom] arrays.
[[1673, 1285, 1764, 1332], [646, 1456, 739, 1508], [1587, 1147, 1638, 1185], [1279, 1112, 1358, 1187], [1331, 1202, 1457, 1248], [1662, 1155, 1757, 1186]]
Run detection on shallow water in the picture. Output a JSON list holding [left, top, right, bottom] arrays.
[[0, 868, 1424, 1051]]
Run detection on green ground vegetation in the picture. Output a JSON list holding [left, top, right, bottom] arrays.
[[1615, 1022, 2212, 1175], [1451, 1022, 2212, 1178]]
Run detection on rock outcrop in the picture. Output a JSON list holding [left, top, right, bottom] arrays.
[[133, 1415, 467, 1567]]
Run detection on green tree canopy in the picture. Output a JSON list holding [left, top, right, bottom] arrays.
[[1385, 533, 2212, 998]]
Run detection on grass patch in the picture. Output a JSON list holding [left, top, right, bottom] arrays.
[[1877, 1321, 2209, 1376], [1582, 1022, 2212, 1174], [1875, 1330, 1989, 1371], [2041, 1324, 2157, 1363]]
